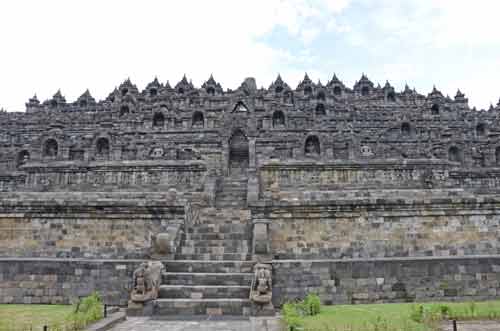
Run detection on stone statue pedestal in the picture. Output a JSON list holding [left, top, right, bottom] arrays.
[[126, 300, 154, 316], [251, 302, 275, 316]]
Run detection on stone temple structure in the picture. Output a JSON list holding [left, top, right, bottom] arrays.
[[2, 73, 500, 316]]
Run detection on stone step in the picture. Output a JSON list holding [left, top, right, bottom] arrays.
[[196, 213, 249, 220], [187, 224, 248, 234], [187, 233, 249, 241], [217, 190, 247, 194], [217, 189, 247, 193], [215, 197, 247, 202], [197, 215, 249, 222], [174, 253, 252, 261], [215, 201, 248, 208], [154, 298, 251, 316], [215, 197, 247, 203], [159, 285, 250, 299], [180, 246, 248, 255], [162, 272, 253, 286], [218, 188, 247, 192], [221, 182, 248, 186], [194, 219, 248, 226], [219, 185, 247, 189], [183, 240, 250, 248], [163, 260, 254, 273]]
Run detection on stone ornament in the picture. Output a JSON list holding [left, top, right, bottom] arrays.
[[250, 263, 273, 311], [360, 145, 374, 157], [130, 261, 165, 303], [149, 147, 164, 159]]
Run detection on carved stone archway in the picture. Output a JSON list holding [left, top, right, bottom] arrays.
[[229, 129, 249, 176]]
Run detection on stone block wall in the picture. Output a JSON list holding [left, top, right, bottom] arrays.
[[0, 192, 185, 259], [259, 162, 500, 198], [0, 258, 141, 306], [251, 197, 500, 259], [3, 256, 500, 308], [272, 256, 500, 306], [19, 161, 207, 192]]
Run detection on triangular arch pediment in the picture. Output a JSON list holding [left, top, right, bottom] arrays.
[[232, 101, 249, 113]]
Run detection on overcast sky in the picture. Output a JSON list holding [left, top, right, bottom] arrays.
[[0, 0, 499, 111]]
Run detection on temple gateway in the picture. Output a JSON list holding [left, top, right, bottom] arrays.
[[2, 73, 500, 316]]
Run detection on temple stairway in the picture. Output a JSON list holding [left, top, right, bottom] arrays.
[[215, 176, 248, 208], [154, 175, 254, 317]]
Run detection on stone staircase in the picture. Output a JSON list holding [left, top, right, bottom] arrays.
[[154, 260, 254, 316], [153, 176, 254, 317], [215, 176, 248, 208], [175, 207, 252, 261]]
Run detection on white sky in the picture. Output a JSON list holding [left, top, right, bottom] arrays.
[[0, 0, 499, 111]]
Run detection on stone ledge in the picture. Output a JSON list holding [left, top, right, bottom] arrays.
[[3, 254, 500, 264], [85, 311, 126, 331], [271, 254, 500, 264]]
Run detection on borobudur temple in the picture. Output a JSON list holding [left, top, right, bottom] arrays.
[[2, 73, 500, 316]]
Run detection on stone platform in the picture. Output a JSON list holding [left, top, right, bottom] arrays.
[[107, 316, 281, 331]]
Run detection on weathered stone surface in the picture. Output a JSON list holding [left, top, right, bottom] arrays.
[[130, 261, 164, 303], [0, 258, 142, 306], [272, 256, 500, 306], [3, 74, 500, 315]]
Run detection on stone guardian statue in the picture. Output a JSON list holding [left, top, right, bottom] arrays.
[[130, 261, 165, 303], [249, 263, 274, 316]]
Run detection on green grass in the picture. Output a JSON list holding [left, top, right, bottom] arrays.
[[0, 304, 74, 331], [296, 301, 500, 331]]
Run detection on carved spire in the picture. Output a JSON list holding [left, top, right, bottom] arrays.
[[43, 89, 66, 108], [268, 74, 291, 93], [118, 78, 139, 96], [297, 72, 315, 91], [164, 80, 174, 92], [53, 89, 66, 102], [76, 89, 96, 107], [326, 73, 346, 93], [202, 74, 223, 95], [27, 94, 40, 105], [302, 72, 312, 84], [143, 77, 162, 98], [358, 73, 373, 86], [454, 89, 468, 104], [275, 74, 284, 86], [175, 75, 194, 94], [146, 77, 161, 89], [26, 94, 41, 112], [353, 74, 374, 94], [206, 74, 216, 86], [428, 85, 444, 99]]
